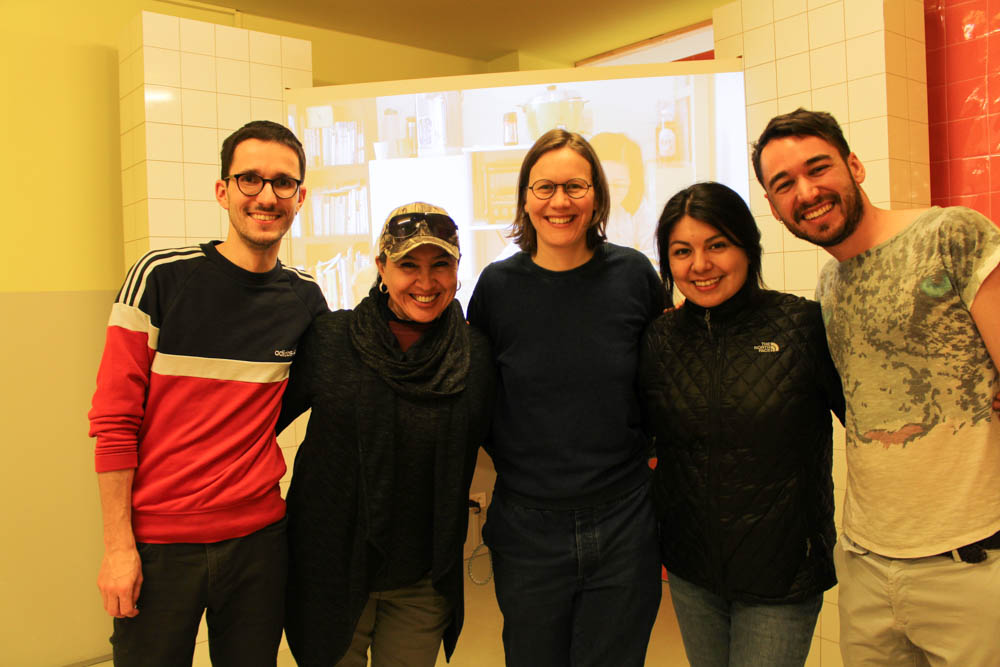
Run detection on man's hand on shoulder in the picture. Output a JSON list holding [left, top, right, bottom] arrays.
[[98, 545, 143, 618]]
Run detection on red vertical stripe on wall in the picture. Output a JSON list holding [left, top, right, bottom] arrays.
[[925, 0, 999, 222]]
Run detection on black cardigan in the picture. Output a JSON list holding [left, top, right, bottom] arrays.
[[639, 289, 845, 603], [277, 302, 496, 665]]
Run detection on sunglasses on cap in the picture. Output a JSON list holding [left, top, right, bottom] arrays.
[[385, 212, 458, 242]]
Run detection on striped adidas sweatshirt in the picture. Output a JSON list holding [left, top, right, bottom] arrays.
[[89, 241, 328, 543]]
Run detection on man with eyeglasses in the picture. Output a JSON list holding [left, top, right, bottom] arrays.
[[89, 120, 327, 666]]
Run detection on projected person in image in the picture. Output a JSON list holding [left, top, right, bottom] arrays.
[[467, 129, 665, 666], [590, 132, 656, 264], [277, 202, 496, 667], [639, 182, 844, 667]]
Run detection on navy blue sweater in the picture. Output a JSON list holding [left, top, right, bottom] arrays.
[[467, 243, 665, 507]]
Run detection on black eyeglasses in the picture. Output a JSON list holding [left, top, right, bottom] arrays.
[[225, 172, 302, 199], [527, 178, 592, 200], [385, 212, 458, 243]]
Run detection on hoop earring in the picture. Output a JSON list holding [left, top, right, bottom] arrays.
[[379, 282, 388, 294], [457, 280, 462, 291]]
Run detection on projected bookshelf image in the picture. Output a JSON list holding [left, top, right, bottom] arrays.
[[285, 63, 747, 310]]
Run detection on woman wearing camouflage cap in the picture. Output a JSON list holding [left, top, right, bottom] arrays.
[[277, 202, 496, 667]]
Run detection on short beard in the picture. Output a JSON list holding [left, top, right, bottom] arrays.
[[787, 178, 864, 248]]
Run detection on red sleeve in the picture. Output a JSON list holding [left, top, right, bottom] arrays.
[[89, 305, 156, 473]]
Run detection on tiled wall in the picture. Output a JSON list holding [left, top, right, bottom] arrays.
[[118, 12, 313, 270], [712, 1, 930, 665], [924, 0, 1000, 219]]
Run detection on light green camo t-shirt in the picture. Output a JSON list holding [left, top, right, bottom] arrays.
[[817, 206, 1000, 557]]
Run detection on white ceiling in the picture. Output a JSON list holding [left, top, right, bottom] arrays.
[[198, 0, 728, 64]]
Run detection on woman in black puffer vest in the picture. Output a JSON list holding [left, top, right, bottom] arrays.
[[639, 182, 845, 667]]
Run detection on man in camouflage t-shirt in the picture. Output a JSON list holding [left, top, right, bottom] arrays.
[[752, 108, 1000, 667]]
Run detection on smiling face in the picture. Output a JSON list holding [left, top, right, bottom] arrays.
[[759, 135, 865, 250], [524, 146, 596, 268], [376, 244, 458, 322], [667, 215, 749, 308], [215, 138, 305, 266]]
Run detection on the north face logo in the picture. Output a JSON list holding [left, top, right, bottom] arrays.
[[753, 342, 780, 353]]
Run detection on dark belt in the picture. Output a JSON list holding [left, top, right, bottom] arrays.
[[934, 529, 1000, 563]]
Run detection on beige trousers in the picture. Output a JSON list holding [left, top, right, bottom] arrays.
[[335, 577, 452, 667], [835, 535, 1000, 666]]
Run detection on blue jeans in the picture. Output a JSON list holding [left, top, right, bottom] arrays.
[[484, 481, 661, 667], [666, 571, 822, 667]]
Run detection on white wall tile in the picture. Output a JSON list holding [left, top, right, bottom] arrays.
[[775, 14, 810, 60], [904, 0, 925, 42], [884, 30, 907, 78], [120, 52, 142, 97], [218, 94, 251, 130], [886, 73, 909, 119], [821, 638, 845, 667], [784, 250, 821, 291], [884, 0, 906, 35], [125, 239, 149, 269], [133, 125, 147, 168], [144, 85, 182, 124], [783, 226, 816, 251], [250, 63, 283, 100], [181, 53, 216, 92], [713, 2, 742, 40], [251, 98, 284, 124], [121, 164, 135, 206], [863, 157, 890, 202], [217, 58, 251, 96], [282, 68, 313, 92], [146, 122, 183, 162], [745, 62, 777, 105], [758, 216, 785, 253], [762, 252, 785, 290], [281, 37, 312, 70], [905, 38, 926, 83], [887, 114, 910, 161], [183, 125, 220, 164], [215, 25, 249, 61], [809, 42, 847, 89], [778, 91, 813, 114], [846, 32, 886, 80], [119, 14, 141, 61], [774, 0, 808, 21], [744, 24, 776, 68], [180, 18, 214, 56], [184, 163, 221, 201], [142, 46, 181, 87], [120, 126, 134, 168], [146, 160, 185, 199], [185, 200, 223, 237], [147, 198, 186, 236], [777, 53, 812, 97], [808, 0, 839, 8], [122, 202, 137, 242], [907, 80, 927, 123], [808, 3, 846, 48], [848, 74, 888, 121], [181, 89, 218, 128], [249, 31, 282, 65], [747, 99, 779, 141], [141, 11, 179, 50], [909, 120, 929, 164], [812, 83, 850, 124], [844, 0, 884, 38], [909, 161, 930, 203], [119, 92, 134, 134], [888, 159, 911, 202], [149, 236, 188, 250]]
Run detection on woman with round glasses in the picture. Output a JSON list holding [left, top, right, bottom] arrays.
[[639, 182, 844, 666], [277, 202, 496, 667], [467, 129, 666, 666]]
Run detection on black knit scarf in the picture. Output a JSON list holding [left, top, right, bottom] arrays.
[[349, 287, 470, 398]]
